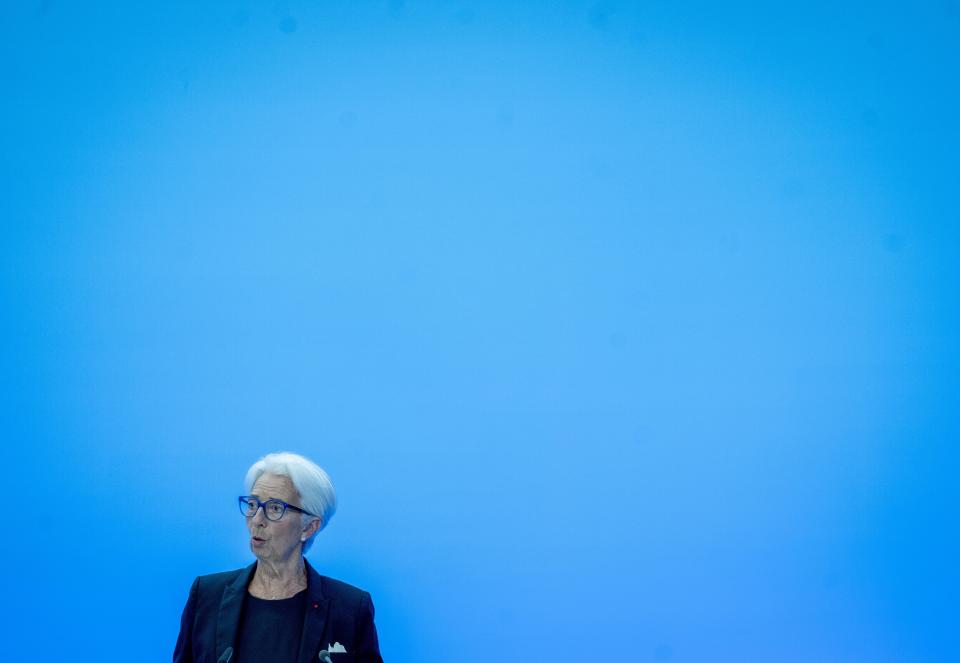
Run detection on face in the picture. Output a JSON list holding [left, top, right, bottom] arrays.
[[246, 473, 319, 563]]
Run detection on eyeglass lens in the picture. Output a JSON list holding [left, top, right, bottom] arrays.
[[240, 497, 287, 521]]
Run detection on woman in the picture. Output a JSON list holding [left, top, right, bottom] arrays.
[[174, 452, 383, 662]]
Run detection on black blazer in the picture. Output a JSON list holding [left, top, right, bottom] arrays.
[[174, 558, 383, 663]]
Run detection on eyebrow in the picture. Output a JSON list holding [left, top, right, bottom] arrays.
[[249, 494, 288, 502]]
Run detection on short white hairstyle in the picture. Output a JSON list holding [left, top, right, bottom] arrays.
[[244, 452, 337, 554]]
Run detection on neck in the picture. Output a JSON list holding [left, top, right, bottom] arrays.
[[251, 554, 307, 598]]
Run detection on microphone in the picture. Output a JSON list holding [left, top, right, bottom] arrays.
[[218, 647, 234, 663], [318, 651, 333, 663]]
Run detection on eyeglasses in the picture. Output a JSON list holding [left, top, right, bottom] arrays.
[[238, 496, 318, 521]]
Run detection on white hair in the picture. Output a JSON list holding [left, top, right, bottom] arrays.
[[244, 452, 337, 554]]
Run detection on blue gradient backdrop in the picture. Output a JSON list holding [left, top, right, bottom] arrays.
[[2, 1, 958, 661]]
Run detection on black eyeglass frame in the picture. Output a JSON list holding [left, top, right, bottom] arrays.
[[238, 495, 319, 521]]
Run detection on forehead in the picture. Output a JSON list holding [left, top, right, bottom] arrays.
[[251, 473, 298, 502]]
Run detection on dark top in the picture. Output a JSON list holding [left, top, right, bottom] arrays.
[[173, 558, 383, 663], [235, 589, 307, 663]]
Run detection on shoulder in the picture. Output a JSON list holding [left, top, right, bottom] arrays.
[[191, 564, 254, 598], [305, 557, 373, 610], [197, 565, 249, 587], [180, 564, 254, 624], [317, 574, 372, 606]]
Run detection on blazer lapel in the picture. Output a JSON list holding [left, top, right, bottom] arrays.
[[216, 562, 256, 661], [297, 559, 331, 663]]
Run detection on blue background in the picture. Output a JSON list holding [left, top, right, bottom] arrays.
[[2, 1, 958, 661]]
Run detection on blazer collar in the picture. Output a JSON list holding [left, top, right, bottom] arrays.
[[215, 562, 256, 661], [215, 558, 331, 663], [298, 558, 331, 663]]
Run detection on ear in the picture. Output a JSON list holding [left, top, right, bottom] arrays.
[[301, 517, 322, 542]]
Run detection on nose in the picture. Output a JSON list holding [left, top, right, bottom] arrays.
[[250, 504, 268, 525]]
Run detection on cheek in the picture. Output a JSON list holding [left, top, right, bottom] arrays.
[[281, 519, 302, 541]]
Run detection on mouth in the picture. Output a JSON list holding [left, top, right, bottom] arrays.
[[252, 536, 267, 543]]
